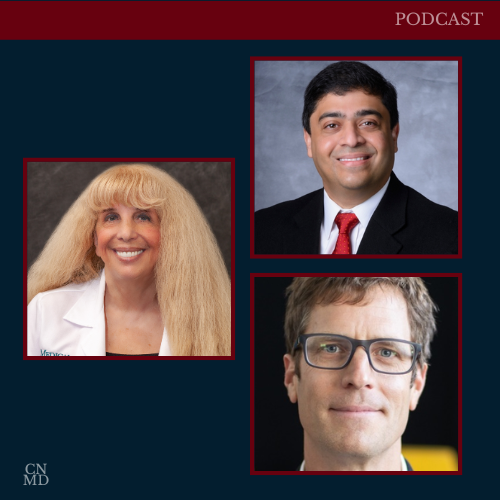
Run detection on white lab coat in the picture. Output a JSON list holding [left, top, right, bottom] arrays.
[[27, 269, 172, 356]]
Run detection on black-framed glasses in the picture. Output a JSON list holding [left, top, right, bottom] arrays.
[[293, 334, 422, 375]]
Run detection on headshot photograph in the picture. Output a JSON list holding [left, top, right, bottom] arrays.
[[252, 276, 460, 473], [26, 160, 232, 358], [253, 59, 460, 256]]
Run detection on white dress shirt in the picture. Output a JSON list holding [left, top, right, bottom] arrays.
[[27, 269, 172, 356], [320, 178, 390, 254], [299, 454, 408, 471]]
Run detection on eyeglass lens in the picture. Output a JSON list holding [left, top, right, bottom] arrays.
[[305, 335, 415, 373]]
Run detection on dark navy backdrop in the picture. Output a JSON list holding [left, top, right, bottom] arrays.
[[6, 37, 480, 491]]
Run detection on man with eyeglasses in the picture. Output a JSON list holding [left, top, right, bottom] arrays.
[[283, 277, 436, 471]]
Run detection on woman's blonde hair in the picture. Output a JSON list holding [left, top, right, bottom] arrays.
[[28, 163, 231, 356]]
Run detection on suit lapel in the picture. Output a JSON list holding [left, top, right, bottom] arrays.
[[358, 173, 407, 254], [283, 189, 323, 254]]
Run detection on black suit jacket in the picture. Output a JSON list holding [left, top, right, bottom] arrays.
[[295, 458, 413, 471], [255, 173, 458, 255]]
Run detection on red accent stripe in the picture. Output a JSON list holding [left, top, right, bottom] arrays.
[[1, 2, 497, 40]]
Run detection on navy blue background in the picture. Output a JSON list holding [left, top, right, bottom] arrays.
[[6, 38, 477, 492]]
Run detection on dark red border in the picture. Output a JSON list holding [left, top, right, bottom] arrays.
[[250, 273, 462, 475], [250, 56, 462, 259], [0, 2, 498, 40], [24, 158, 235, 360]]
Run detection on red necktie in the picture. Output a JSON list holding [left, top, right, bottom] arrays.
[[333, 212, 359, 255]]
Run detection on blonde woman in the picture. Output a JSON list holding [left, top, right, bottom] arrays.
[[28, 163, 231, 356]]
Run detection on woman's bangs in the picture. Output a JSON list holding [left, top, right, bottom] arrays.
[[88, 168, 163, 212]]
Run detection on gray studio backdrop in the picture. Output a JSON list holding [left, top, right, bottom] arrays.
[[28, 162, 231, 276], [254, 60, 458, 211]]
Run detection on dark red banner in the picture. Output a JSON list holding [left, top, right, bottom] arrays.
[[0, 1, 499, 40]]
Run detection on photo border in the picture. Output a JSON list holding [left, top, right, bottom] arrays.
[[250, 56, 462, 259], [24, 157, 235, 360], [250, 272, 462, 475]]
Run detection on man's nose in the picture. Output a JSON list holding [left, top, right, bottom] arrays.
[[340, 346, 374, 389], [340, 121, 365, 148]]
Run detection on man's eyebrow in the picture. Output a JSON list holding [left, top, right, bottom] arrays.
[[355, 109, 383, 119], [317, 109, 383, 122], [318, 111, 345, 122]]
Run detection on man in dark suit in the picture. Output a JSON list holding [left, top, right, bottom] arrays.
[[283, 277, 434, 471], [255, 62, 458, 255]]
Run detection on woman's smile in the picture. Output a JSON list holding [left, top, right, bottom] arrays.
[[114, 248, 146, 260]]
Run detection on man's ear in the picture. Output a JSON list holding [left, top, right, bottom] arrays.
[[392, 122, 400, 153], [284, 354, 298, 404], [409, 363, 428, 411], [303, 129, 313, 158]]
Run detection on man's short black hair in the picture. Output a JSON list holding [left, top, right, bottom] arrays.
[[302, 61, 399, 134]]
